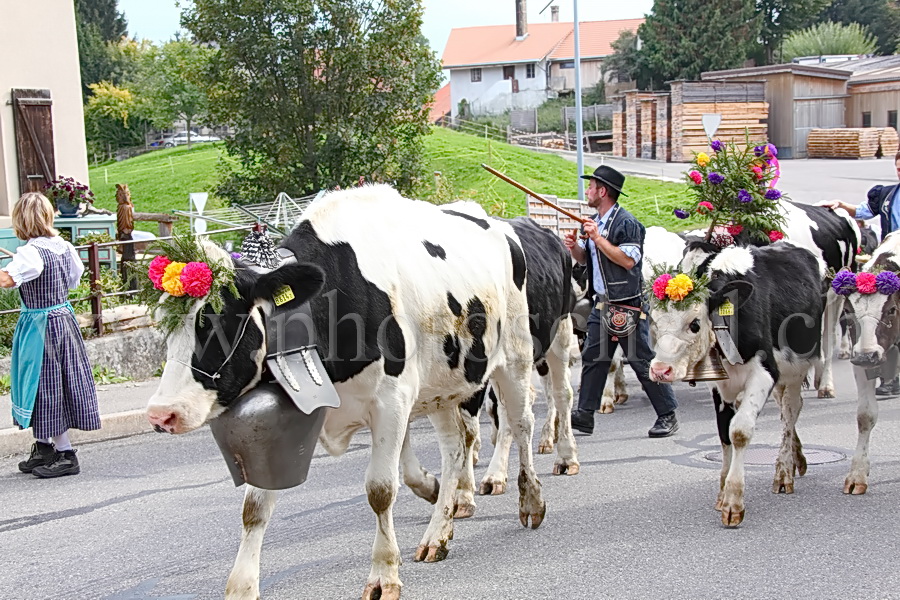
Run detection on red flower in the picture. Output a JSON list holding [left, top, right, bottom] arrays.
[[768, 230, 784, 242], [856, 272, 877, 294], [652, 274, 673, 300], [698, 201, 715, 212], [727, 224, 743, 236], [180, 262, 214, 297], [148, 256, 172, 291], [688, 170, 703, 185], [751, 166, 764, 179]]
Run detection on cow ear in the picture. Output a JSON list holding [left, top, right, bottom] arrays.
[[252, 263, 325, 310], [711, 280, 754, 309]]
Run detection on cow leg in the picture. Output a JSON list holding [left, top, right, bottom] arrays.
[[479, 397, 511, 496], [544, 318, 579, 475], [712, 388, 735, 512], [415, 407, 466, 562], [361, 398, 408, 600], [400, 425, 440, 504], [493, 363, 546, 529], [537, 361, 559, 454], [225, 486, 277, 600], [816, 292, 842, 398], [600, 350, 628, 413], [454, 404, 479, 519], [719, 368, 774, 527], [772, 379, 804, 494], [838, 311, 852, 360], [844, 366, 879, 495]]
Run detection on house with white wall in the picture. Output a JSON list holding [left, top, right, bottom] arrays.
[[0, 0, 88, 226], [442, 10, 643, 118]]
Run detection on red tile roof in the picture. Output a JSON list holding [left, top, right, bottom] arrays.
[[428, 83, 451, 123], [442, 19, 643, 68]]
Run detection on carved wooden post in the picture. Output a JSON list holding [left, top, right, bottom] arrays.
[[116, 183, 136, 290], [88, 243, 103, 336]]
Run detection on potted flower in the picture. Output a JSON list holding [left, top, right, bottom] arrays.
[[43, 176, 95, 217]]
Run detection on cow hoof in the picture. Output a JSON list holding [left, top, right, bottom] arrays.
[[362, 582, 401, 600], [409, 478, 439, 505], [537, 440, 555, 454], [838, 351, 851, 360], [552, 460, 580, 476], [817, 388, 835, 399], [414, 543, 449, 563], [454, 503, 476, 519], [479, 480, 507, 495], [519, 502, 547, 529], [720, 506, 745, 528], [615, 394, 629, 405], [598, 404, 614, 414], [843, 479, 868, 495], [773, 481, 794, 494]]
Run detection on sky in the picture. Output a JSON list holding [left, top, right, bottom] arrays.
[[118, 0, 654, 59]]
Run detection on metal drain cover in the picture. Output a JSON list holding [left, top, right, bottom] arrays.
[[703, 446, 846, 466]]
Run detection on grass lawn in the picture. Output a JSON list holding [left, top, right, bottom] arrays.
[[87, 128, 689, 233]]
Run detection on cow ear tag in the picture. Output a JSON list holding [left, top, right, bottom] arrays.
[[273, 285, 295, 306], [718, 299, 735, 316]]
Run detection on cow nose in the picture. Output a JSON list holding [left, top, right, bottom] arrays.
[[650, 363, 674, 383], [147, 407, 180, 434], [850, 350, 883, 367]]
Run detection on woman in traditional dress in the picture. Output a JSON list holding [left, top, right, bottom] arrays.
[[1, 192, 99, 477]]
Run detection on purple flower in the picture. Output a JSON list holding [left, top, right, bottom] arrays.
[[766, 143, 778, 158], [737, 189, 752, 203], [230, 252, 242, 259], [708, 172, 724, 185], [875, 271, 900, 295], [754, 145, 765, 157], [764, 189, 782, 200], [674, 208, 689, 219], [710, 140, 724, 153], [831, 270, 857, 296]]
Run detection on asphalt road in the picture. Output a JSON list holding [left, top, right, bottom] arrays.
[[2, 356, 900, 600]]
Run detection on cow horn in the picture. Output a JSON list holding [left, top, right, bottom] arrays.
[[685, 348, 729, 384]]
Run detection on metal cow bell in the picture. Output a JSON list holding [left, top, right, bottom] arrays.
[[210, 299, 340, 490]]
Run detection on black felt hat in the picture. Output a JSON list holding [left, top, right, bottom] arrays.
[[580, 165, 628, 196]]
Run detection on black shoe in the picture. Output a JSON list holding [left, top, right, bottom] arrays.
[[571, 410, 594, 435], [875, 377, 900, 396], [32, 450, 80, 478], [649, 413, 678, 438], [18, 441, 58, 474]]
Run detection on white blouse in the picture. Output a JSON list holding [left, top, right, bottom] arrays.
[[2, 236, 84, 290]]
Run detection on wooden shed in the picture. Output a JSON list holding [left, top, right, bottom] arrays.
[[701, 64, 850, 159]]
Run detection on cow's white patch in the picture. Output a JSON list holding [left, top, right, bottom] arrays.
[[649, 303, 715, 381], [681, 246, 713, 274], [643, 226, 686, 280], [866, 231, 900, 271], [709, 246, 754, 275]]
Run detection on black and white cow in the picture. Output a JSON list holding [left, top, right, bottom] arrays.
[[682, 201, 859, 398], [649, 243, 826, 527], [145, 185, 551, 600], [840, 232, 900, 494]]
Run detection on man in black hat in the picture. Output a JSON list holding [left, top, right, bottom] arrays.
[[564, 165, 679, 437]]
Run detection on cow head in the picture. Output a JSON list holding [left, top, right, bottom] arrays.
[[846, 290, 900, 367], [146, 243, 325, 434]]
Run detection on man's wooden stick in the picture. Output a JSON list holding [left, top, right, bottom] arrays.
[[481, 163, 588, 224]]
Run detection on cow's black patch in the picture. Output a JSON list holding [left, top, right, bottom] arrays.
[[380, 314, 406, 377], [712, 387, 734, 446], [459, 385, 488, 417], [422, 241, 447, 260], [463, 297, 488, 383], [447, 292, 462, 317], [505, 235, 527, 290], [443, 333, 461, 369], [796, 203, 859, 272], [443, 209, 490, 230]]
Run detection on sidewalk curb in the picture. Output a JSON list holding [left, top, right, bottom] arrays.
[[0, 409, 151, 458]]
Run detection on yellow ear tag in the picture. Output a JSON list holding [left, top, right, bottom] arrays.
[[718, 299, 735, 316], [273, 285, 295, 306]]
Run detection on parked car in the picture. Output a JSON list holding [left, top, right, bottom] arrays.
[[162, 132, 222, 147]]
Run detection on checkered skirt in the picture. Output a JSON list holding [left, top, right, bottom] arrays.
[[19, 247, 100, 439]]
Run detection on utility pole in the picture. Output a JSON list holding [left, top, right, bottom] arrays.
[[573, 0, 584, 201]]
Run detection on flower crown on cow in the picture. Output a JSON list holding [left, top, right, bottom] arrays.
[[645, 263, 710, 310], [831, 268, 900, 296], [136, 235, 238, 334], [672, 138, 787, 245]]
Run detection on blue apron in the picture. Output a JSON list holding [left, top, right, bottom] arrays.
[[10, 301, 72, 429]]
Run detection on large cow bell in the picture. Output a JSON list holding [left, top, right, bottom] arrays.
[[685, 348, 729, 385]]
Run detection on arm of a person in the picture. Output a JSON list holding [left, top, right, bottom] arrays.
[[65, 243, 85, 289], [0, 270, 14, 288], [816, 200, 859, 217], [593, 235, 636, 270], [0, 245, 43, 289], [570, 241, 587, 265]]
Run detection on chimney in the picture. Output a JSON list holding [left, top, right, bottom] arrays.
[[516, 0, 528, 40], [551, 5, 559, 22]]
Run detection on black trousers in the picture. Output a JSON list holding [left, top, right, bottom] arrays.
[[576, 305, 677, 417]]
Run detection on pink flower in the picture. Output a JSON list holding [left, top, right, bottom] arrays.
[[751, 166, 764, 179], [768, 230, 784, 242], [148, 256, 172, 291], [689, 170, 703, 185], [698, 201, 714, 212], [856, 272, 877, 294], [180, 262, 214, 298], [727, 224, 743, 236], [653, 274, 673, 300]]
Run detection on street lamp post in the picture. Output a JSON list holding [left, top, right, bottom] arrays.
[[573, 0, 584, 201]]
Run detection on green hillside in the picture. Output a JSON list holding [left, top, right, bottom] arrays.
[[88, 128, 688, 232]]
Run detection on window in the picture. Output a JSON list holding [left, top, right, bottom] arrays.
[[862, 111, 872, 127], [559, 61, 575, 69], [526, 64, 536, 79], [470, 68, 482, 83], [889, 110, 898, 131], [503, 66, 515, 80]]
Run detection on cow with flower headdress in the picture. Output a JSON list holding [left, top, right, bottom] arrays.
[[831, 231, 900, 495]]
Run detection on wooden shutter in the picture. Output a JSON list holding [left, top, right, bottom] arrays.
[[12, 89, 56, 195]]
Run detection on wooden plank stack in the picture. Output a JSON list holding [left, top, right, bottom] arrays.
[[526, 195, 592, 238], [879, 128, 899, 157], [807, 128, 882, 158], [671, 102, 769, 161]]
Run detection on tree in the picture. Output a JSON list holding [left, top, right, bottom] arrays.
[[74, 0, 127, 41], [131, 40, 213, 146], [782, 21, 878, 60], [183, 0, 442, 201], [815, 0, 900, 56], [604, 30, 652, 90], [639, 0, 760, 88], [755, 0, 831, 64], [74, 0, 129, 99], [83, 82, 148, 158]]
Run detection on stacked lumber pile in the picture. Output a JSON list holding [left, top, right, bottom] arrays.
[[612, 111, 626, 157], [807, 128, 881, 158], [879, 128, 899, 157], [672, 102, 768, 161]]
